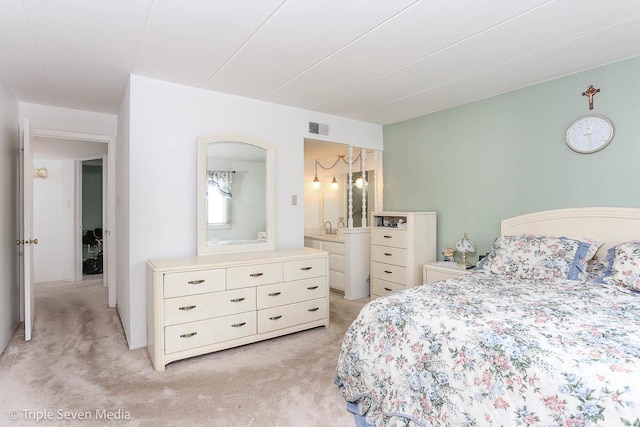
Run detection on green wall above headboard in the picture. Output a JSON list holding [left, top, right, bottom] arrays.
[[382, 55, 640, 262]]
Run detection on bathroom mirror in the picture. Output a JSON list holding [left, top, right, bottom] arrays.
[[322, 170, 376, 228], [196, 134, 274, 255]]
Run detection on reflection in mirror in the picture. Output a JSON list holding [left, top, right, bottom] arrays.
[[197, 135, 274, 255], [322, 171, 375, 228]]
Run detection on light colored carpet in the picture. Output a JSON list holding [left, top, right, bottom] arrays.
[[0, 281, 368, 426]]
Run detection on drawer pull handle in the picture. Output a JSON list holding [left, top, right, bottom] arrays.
[[384, 253, 392, 256], [178, 305, 196, 311], [269, 315, 282, 320], [268, 292, 281, 297], [384, 287, 392, 292], [384, 270, 393, 274], [187, 279, 205, 285], [308, 307, 320, 312], [230, 298, 245, 303], [180, 332, 197, 338], [231, 322, 246, 328], [306, 286, 319, 290], [249, 273, 264, 277], [300, 266, 312, 271], [383, 235, 392, 238]]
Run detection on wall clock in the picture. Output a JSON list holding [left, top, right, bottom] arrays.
[[565, 115, 614, 153]]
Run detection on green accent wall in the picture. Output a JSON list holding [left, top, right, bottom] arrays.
[[383, 56, 640, 263]]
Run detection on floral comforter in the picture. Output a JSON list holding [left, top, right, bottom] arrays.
[[335, 273, 640, 426]]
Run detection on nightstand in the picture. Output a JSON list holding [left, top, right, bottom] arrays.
[[423, 261, 472, 284]]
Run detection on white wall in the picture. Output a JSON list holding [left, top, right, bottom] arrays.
[[19, 103, 117, 136], [0, 81, 19, 353], [32, 159, 75, 282], [116, 80, 131, 346], [125, 75, 382, 348]]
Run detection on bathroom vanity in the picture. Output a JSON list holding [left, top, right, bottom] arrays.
[[304, 227, 370, 300]]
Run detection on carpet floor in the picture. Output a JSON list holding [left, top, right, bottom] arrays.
[[0, 281, 368, 426]]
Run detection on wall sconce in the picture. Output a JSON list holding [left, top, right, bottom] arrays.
[[34, 167, 48, 179]]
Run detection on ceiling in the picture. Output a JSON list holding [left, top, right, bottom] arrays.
[[1, 0, 639, 128]]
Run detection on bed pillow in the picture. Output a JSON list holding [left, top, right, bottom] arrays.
[[603, 241, 640, 291], [478, 234, 602, 282], [585, 257, 610, 283]]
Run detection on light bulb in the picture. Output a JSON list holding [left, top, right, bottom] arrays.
[[331, 175, 338, 190], [355, 175, 367, 189], [312, 176, 320, 189]]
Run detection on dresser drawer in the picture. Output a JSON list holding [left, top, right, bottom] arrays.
[[164, 269, 226, 298], [164, 288, 256, 326], [226, 262, 283, 289], [283, 257, 326, 281], [371, 278, 407, 298], [372, 261, 407, 285], [371, 245, 407, 267], [371, 228, 407, 249], [257, 277, 327, 309], [257, 298, 328, 334], [425, 269, 466, 284], [164, 311, 257, 354]]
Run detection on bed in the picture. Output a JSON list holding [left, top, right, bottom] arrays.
[[335, 207, 640, 427]]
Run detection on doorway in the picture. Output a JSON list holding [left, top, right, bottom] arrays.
[[29, 128, 116, 308], [80, 158, 104, 279]]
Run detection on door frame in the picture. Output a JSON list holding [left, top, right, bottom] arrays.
[[32, 128, 116, 308]]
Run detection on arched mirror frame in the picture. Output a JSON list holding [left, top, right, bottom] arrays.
[[196, 134, 275, 255]]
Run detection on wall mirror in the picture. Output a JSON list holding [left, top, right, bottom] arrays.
[[322, 170, 376, 228], [197, 134, 274, 255]]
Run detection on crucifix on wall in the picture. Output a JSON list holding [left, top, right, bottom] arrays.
[[582, 85, 600, 110]]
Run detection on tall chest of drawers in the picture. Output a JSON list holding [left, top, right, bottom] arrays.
[[147, 248, 329, 371], [370, 211, 437, 299]]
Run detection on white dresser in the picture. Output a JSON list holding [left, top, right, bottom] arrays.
[[147, 248, 329, 371], [370, 211, 437, 299]]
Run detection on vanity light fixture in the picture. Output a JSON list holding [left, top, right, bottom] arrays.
[[313, 175, 320, 188], [312, 160, 320, 189], [331, 175, 338, 190]]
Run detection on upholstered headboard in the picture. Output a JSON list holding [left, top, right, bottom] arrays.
[[501, 207, 640, 259]]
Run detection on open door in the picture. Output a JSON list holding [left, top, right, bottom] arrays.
[[20, 118, 36, 341]]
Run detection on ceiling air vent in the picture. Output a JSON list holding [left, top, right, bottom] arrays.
[[308, 121, 329, 136]]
